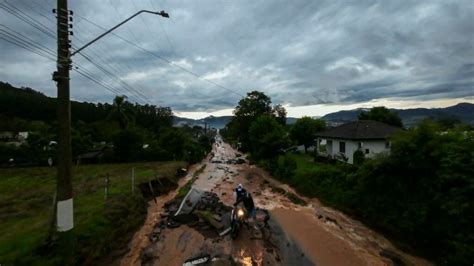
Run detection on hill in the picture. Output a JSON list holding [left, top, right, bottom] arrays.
[[322, 103, 474, 126]]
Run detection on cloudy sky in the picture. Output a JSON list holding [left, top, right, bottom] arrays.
[[1, 0, 473, 118]]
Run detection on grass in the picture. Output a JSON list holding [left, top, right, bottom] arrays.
[[0, 161, 186, 265], [176, 164, 206, 199], [271, 153, 353, 202]]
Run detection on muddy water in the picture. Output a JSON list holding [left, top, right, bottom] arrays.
[[119, 138, 431, 266]]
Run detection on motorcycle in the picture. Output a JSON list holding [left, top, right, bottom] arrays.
[[230, 203, 248, 239]]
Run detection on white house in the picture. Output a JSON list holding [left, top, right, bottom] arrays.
[[316, 120, 401, 164]]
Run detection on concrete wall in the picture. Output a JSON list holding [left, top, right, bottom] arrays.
[[322, 138, 390, 164]]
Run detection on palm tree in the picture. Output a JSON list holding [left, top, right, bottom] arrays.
[[107, 96, 135, 129]]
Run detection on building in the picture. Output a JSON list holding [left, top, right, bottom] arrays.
[[316, 120, 401, 164]]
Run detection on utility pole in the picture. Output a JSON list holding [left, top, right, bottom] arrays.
[[49, 5, 168, 263], [53, 0, 74, 263]]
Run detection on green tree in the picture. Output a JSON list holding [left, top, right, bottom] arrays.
[[107, 96, 135, 129], [290, 116, 326, 153], [272, 104, 287, 125], [231, 91, 273, 151], [358, 106, 403, 127], [249, 115, 289, 160]]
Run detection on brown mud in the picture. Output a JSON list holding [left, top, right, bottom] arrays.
[[117, 138, 431, 266]]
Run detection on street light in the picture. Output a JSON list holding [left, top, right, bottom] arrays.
[[52, 3, 169, 263], [71, 10, 169, 56]]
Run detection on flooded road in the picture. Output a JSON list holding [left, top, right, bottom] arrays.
[[119, 137, 431, 266]]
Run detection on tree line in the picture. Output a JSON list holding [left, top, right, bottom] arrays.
[[0, 82, 214, 166], [222, 90, 473, 265]]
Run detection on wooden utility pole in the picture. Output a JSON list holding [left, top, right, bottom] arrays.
[[53, 0, 74, 263]]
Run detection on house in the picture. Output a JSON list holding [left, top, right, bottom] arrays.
[[316, 120, 401, 164]]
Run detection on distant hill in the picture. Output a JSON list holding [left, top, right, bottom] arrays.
[[173, 115, 299, 129], [173, 115, 233, 129], [322, 103, 474, 126]]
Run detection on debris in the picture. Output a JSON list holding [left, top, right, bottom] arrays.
[[167, 220, 181, 228], [183, 254, 210, 266], [380, 249, 405, 266], [140, 246, 155, 263], [219, 227, 231, 236], [208, 219, 224, 230], [251, 229, 263, 239], [213, 214, 222, 222]]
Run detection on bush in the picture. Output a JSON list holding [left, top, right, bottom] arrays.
[[113, 128, 144, 162], [353, 149, 365, 165]]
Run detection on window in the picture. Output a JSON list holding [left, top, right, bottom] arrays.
[[358, 142, 363, 148], [385, 141, 390, 148], [365, 149, 370, 154], [339, 142, 345, 153]]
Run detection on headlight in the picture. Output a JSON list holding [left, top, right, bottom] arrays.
[[237, 209, 245, 217]]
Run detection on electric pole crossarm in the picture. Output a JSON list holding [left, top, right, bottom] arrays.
[[71, 10, 169, 56]]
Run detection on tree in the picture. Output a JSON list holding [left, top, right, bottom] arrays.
[[358, 106, 403, 127], [226, 91, 288, 151], [272, 104, 287, 125], [290, 116, 326, 153], [229, 91, 274, 151], [248, 115, 289, 160], [234, 91, 272, 118], [107, 96, 135, 129]]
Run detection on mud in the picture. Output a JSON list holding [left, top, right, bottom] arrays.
[[118, 136, 432, 266]]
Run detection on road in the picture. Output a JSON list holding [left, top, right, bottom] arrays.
[[118, 137, 431, 266]]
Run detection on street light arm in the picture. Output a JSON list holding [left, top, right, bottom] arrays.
[[71, 10, 169, 56]]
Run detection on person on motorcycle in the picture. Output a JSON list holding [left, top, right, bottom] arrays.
[[234, 184, 247, 202], [234, 191, 256, 221]]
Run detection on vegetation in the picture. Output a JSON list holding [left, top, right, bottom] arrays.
[[0, 161, 186, 265], [0, 82, 214, 166], [221, 91, 286, 152], [358, 106, 403, 127], [222, 91, 473, 265], [267, 122, 474, 265], [176, 164, 207, 198], [248, 115, 289, 160], [289, 116, 326, 153]]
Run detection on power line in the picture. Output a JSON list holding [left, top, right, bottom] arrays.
[[0, 2, 55, 39], [75, 13, 244, 98], [0, 26, 56, 58], [1, 1, 152, 105], [76, 52, 147, 104], [0, 35, 56, 61]]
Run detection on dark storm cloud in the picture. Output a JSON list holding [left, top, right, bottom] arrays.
[[0, 0, 473, 112]]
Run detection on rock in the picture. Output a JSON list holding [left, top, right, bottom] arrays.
[[153, 227, 161, 234], [211, 257, 234, 266], [380, 249, 405, 265], [213, 214, 222, 222], [167, 220, 181, 228], [140, 246, 155, 262], [208, 218, 224, 230], [221, 192, 227, 196], [251, 229, 263, 239], [324, 216, 341, 229]]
